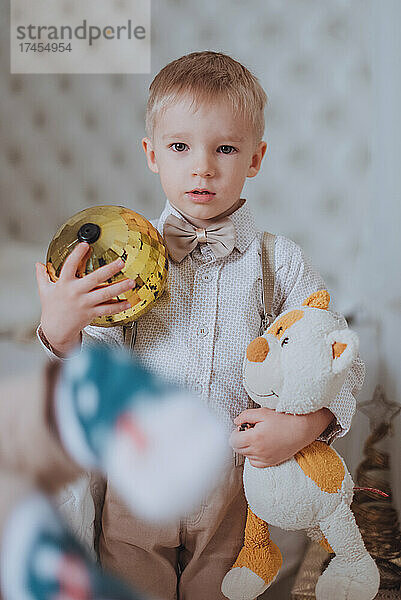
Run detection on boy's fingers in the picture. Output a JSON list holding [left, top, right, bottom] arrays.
[[230, 428, 252, 450], [59, 243, 90, 280], [35, 262, 51, 292], [79, 258, 125, 292], [88, 279, 134, 306], [233, 408, 263, 426], [90, 301, 131, 319]]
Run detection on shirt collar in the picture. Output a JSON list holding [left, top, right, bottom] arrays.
[[157, 198, 257, 255]]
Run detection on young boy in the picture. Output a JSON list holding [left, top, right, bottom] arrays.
[[36, 51, 364, 600]]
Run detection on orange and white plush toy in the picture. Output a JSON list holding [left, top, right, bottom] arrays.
[[221, 291, 380, 600]]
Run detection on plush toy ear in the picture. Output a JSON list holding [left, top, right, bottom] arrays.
[[327, 329, 359, 374], [302, 290, 330, 310]]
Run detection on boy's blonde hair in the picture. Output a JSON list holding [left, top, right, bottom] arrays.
[[146, 51, 267, 142]]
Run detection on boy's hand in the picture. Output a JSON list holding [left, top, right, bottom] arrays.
[[230, 407, 334, 468], [36, 242, 134, 356]]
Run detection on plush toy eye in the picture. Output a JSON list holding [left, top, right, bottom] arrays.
[[281, 337, 289, 347]]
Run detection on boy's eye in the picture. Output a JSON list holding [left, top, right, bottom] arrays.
[[281, 337, 289, 347], [217, 145, 237, 154], [170, 143, 188, 152]]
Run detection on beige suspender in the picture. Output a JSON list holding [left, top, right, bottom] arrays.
[[260, 231, 276, 334], [123, 321, 137, 352], [234, 231, 276, 465]]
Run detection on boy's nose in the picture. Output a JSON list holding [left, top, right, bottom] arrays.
[[192, 157, 215, 178], [192, 166, 215, 177], [246, 337, 270, 362]]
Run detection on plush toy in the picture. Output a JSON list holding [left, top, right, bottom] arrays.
[[221, 290, 380, 600], [0, 345, 228, 600]]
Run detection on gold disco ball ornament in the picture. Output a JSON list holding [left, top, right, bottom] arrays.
[[46, 205, 168, 327]]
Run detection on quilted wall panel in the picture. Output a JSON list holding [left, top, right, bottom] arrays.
[[0, 0, 372, 302]]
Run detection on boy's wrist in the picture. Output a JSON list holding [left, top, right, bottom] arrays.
[[293, 408, 334, 449], [38, 324, 81, 359], [317, 408, 335, 435]]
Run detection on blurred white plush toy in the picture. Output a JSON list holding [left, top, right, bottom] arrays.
[[56, 344, 229, 523], [222, 290, 380, 600]]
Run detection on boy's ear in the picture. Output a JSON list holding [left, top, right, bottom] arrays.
[[247, 141, 267, 178], [142, 137, 159, 174]]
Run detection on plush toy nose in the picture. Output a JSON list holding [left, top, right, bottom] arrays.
[[246, 337, 270, 362]]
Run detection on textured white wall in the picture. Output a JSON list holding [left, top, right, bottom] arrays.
[[1, 0, 372, 301], [359, 0, 401, 517]]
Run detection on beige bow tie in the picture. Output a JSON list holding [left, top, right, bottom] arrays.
[[163, 214, 236, 263]]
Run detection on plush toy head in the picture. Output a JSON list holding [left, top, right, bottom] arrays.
[[243, 290, 358, 414]]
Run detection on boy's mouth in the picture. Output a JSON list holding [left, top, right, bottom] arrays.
[[186, 189, 216, 202]]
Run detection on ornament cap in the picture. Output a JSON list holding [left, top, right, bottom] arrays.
[[77, 222, 101, 244]]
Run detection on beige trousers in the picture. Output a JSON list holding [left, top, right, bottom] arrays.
[[99, 463, 247, 600]]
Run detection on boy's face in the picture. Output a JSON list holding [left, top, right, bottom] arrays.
[[142, 95, 267, 221]]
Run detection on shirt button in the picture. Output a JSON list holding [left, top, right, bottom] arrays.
[[194, 382, 203, 394], [202, 272, 212, 282], [197, 325, 209, 337]]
